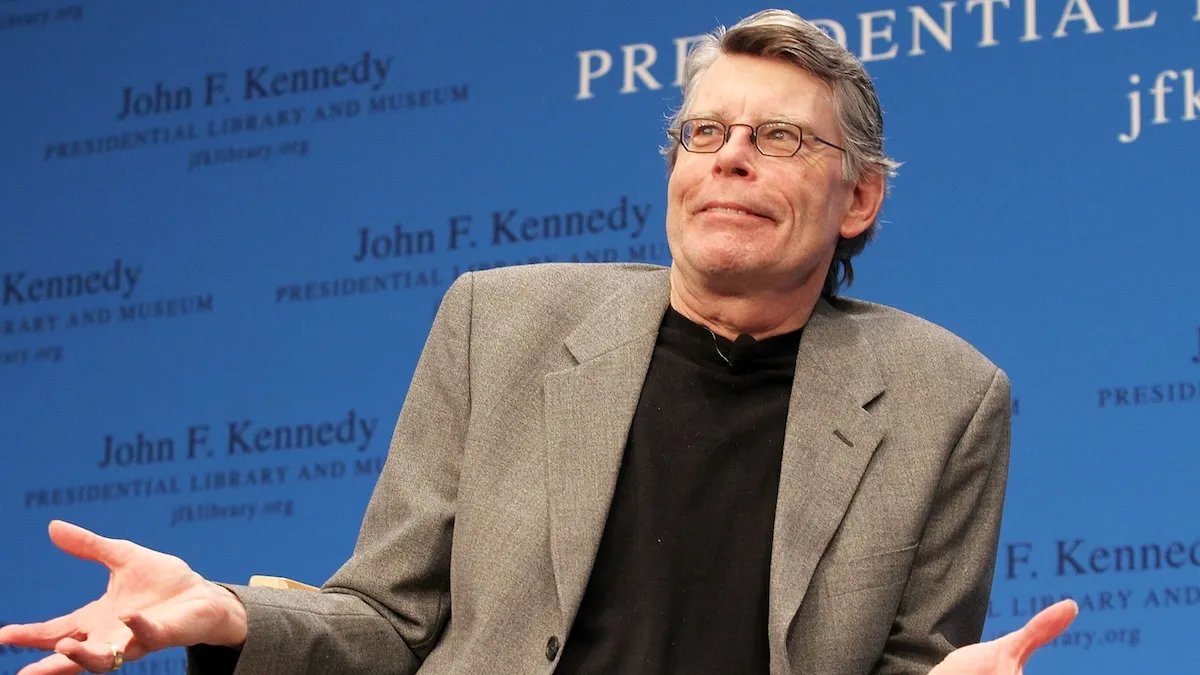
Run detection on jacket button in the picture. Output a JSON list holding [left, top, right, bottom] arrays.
[[546, 635, 560, 661]]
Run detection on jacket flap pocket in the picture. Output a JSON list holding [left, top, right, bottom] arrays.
[[820, 544, 918, 598]]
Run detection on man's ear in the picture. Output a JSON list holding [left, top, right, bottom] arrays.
[[839, 170, 885, 239]]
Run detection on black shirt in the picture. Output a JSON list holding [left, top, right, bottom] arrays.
[[555, 307, 802, 674]]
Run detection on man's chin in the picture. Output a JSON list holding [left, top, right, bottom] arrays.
[[683, 258, 773, 292], [674, 251, 821, 296], [686, 248, 763, 275]]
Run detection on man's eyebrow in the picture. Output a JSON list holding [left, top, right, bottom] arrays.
[[767, 114, 811, 127], [689, 110, 813, 127]]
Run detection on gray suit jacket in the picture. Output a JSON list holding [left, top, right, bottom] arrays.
[[198, 262, 1010, 675]]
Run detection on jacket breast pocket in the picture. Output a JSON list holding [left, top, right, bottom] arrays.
[[818, 543, 919, 599]]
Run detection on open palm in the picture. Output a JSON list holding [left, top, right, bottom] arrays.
[[0, 521, 246, 675], [930, 600, 1079, 675]]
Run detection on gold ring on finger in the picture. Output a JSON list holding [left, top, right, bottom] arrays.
[[106, 642, 124, 671]]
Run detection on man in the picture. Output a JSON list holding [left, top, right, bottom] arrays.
[[0, 9, 1070, 675]]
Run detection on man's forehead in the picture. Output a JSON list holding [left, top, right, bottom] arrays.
[[688, 55, 835, 124]]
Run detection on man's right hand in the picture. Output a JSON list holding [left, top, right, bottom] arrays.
[[0, 520, 249, 675]]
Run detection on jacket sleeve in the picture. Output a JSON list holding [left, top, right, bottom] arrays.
[[187, 272, 475, 675], [873, 367, 1012, 674]]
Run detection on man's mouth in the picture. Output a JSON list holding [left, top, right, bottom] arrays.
[[699, 202, 772, 221]]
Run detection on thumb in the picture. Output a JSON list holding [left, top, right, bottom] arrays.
[[121, 611, 173, 653], [1002, 599, 1079, 663], [121, 596, 228, 652], [48, 519, 136, 568]]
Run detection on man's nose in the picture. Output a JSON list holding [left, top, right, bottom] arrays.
[[712, 125, 757, 178]]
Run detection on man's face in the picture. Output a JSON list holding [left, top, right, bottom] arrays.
[[665, 53, 878, 294]]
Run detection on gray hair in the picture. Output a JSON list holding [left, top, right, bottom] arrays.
[[662, 9, 900, 296]]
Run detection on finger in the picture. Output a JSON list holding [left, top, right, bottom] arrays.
[[0, 615, 84, 650], [47, 520, 136, 568], [54, 636, 125, 675], [1004, 599, 1079, 662], [15, 651, 84, 675], [121, 611, 172, 653]]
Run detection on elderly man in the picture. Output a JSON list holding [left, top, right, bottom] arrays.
[[0, 8, 1073, 675]]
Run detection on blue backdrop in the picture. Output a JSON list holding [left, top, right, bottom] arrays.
[[2, 0, 1197, 672]]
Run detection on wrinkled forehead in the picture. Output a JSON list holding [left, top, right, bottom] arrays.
[[685, 54, 838, 135]]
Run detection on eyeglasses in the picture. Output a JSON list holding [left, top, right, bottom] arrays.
[[671, 118, 845, 157]]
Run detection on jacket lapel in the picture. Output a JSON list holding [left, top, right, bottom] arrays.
[[768, 298, 886, 672], [543, 268, 671, 625]]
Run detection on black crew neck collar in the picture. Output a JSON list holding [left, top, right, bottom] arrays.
[[659, 306, 804, 373]]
